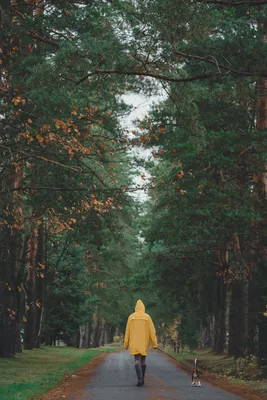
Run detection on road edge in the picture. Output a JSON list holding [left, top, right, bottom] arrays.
[[157, 349, 266, 400], [36, 348, 123, 400]]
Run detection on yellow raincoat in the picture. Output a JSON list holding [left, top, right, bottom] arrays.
[[124, 300, 158, 355]]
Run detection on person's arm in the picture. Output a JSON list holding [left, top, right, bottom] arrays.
[[124, 317, 131, 349], [148, 316, 158, 348]]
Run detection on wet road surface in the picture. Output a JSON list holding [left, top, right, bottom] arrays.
[[83, 350, 244, 400]]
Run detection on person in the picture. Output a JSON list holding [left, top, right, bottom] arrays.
[[124, 299, 158, 386]]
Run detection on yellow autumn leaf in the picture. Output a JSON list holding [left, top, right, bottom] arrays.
[[12, 97, 21, 105], [65, 9, 73, 16], [36, 134, 44, 143]]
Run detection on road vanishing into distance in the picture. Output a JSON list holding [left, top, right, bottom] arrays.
[[79, 350, 243, 400]]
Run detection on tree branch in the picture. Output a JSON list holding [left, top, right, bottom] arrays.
[[75, 69, 217, 85], [174, 51, 267, 77], [28, 31, 59, 48], [198, 0, 267, 5], [0, 144, 83, 173]]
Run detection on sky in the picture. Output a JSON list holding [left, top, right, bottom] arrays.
[[121, 92, 166, 201]]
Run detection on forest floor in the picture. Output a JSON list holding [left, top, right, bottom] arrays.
[[0, 345, 120, 400], [164, 347, 267, 400]]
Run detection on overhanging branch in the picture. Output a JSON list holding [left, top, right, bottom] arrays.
[[198, 0, 267, 5], [75, 69, 217, 85]]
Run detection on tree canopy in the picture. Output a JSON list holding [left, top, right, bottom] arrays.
[[0, 0, 267, 360]]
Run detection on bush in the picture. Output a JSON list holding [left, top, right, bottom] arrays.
[[114, 336, 122, 343]]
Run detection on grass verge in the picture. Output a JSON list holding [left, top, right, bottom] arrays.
[[0, 345, 121, 400], [163, 347, 267, 398]]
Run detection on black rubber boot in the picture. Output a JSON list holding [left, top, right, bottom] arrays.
[[141, 365, 146, 385], [135, 364, 143, 386]]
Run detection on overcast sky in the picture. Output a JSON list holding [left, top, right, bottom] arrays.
[[121, 92, 166, 201]]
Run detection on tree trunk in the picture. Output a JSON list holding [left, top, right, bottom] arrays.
[[79, 325, 86, 348], [85, 321, 91, 348], [45, 332, 53, 346], [228, 280, 249, 357], [223, 285, 232, 354], [214, 249, 229, 353], [24, 236, 38, 350], [106, 323, 115, 344], [100, 320, 106, 346], [0, 223, 21, 357], [91, 316, 101, 348], [254, 21, 267, 359], [215, 279, 227, 353], [34, 223, 45, 348], [0, 280, 17, 357]]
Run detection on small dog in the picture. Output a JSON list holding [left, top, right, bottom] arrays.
[[191, 368, 202, 387]]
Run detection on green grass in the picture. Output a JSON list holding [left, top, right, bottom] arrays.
[[169, 348, 236, 373], [163, 347, 267, 397], [0, 345, 121, 400]]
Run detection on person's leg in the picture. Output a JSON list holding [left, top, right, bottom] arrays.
[[141, 355, 146, 384], [134, 354, 143, 386]]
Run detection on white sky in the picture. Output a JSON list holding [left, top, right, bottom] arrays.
[[121, 92, 166, 201]]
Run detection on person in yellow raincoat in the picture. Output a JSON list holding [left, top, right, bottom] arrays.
[[124, 299, 158, 386]]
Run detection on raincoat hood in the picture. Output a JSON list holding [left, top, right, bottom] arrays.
[[135, 299, 145, 313]]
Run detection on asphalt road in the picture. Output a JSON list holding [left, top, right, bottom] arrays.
[[83, 350, 244, 400]]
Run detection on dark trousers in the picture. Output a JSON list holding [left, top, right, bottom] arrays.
[[134, 354, 146, 365]]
